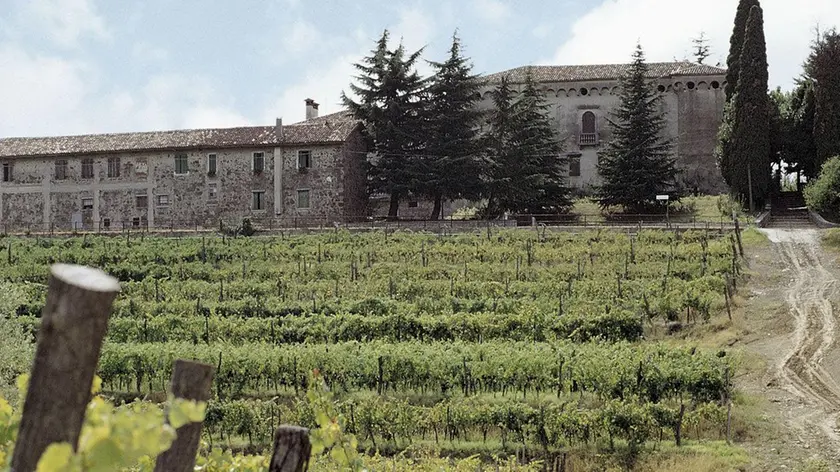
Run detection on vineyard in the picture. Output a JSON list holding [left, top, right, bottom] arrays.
[[0, 227, 744, 468]]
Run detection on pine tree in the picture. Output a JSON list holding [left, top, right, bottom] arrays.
[[482, 76, 518, 218], [420, 33, 483, 220], [724, 0, 760, 102], [692, 32, 711, 64], [482, 72, 569, 217], [596, 44, 677, 212], [809, 29, 840, 170], [511, 71, 570, 214], [341, 30, 428, 219], [727, 5, 771, 210]]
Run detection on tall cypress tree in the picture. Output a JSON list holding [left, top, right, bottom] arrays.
[[421, 33, 483, 220], [341, 30, 428, 219], [724, 0, 760, 102], [597, 44, 676, 212], [809, 29, 840, 170], [727, 5, 771, 209]]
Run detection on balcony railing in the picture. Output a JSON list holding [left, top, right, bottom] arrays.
[[579, 133, 599, 146]]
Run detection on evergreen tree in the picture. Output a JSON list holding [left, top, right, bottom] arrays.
[[692, 32, 711, 64], [512, 71, 570, 214], [809, 29, 840, 170], [727, 5, 771, 210], [482, 77, 518, 218], [420, 33, 483, 220], [724, 0, 760, 102], [596, 44, 677, 212], [482, 72, 569, 217], [784, 79, 818, 182], [341, 30, 428, 219]]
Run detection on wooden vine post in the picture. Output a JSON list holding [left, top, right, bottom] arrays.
[[11, 264, 120, 472], [269, 426, 311, 472], [153, 360, 215, 472]]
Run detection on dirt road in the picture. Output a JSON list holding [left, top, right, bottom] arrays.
[[759, 229, 840, 467]]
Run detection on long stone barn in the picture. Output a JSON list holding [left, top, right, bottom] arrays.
[[0, 102, 368, 232]]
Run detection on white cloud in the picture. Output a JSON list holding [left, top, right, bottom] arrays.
[[544, 0, 840, 90], [473, 0, 511, 24], [0, 44, 250, 136], [25, 0, 110, 47], [132, 42, 169, 63], [283, 20, 322, 55]]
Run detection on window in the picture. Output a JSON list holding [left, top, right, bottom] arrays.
[[580, 111, 598, 146], [252, 190, 265, 210], [82, 198, 94, 210], [81, 158, 94, 179], [157, 195, 169, 206], [132, 217, 141, 228], [55, 160, 68, 180], [107, 157, 120, 178], [174, 154, 188, 175], [207, 153, 217, 175], [2, 163, 12, 182], [297, 150, 312, 169], [568, 154, 581, 177], [208, 183, 218, 202], [408, 201, 419, 208], [136, 194, 148, 209], [252, 152, 265, 173], [102, 218, 110, 229], [297, 189, 310, 209]]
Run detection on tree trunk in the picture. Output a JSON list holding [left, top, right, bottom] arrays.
[[430, 194, 443, 220], [388, 192, 400, 220]]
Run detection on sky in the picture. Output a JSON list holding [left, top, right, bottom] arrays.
[[0, 0, 837, 138]]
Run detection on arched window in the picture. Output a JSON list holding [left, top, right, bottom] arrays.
[[580, 111, 598, 146]]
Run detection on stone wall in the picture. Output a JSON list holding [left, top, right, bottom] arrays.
[[476, 74, 727, 195], [0, 141, 354, 231]]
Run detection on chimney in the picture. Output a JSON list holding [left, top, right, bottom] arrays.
[[305, 98, 319, 120], [275, 117, 283, 141]]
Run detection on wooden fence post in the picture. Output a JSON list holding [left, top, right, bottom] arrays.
[[269, 426, 311, 472], [153, 359, 215, 472], [11, 264, 120, 472]]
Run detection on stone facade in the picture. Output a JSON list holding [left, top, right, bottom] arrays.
[[0, 104, 367, 231], [478, 61, 728, 195]]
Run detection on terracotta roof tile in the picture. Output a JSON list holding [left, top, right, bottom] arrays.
[[0, 112, 360, 159], [483, 61, 727, 84]]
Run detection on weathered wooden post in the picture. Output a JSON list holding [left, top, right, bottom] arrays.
[[11, 264, 120, 472], [269, 426, 311, 472], [153, 359, 215, 472]]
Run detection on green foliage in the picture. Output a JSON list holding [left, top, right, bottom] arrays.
[[419, 33, 484, 219], [482, 71, 570, 217], [809, 28, 840, 169], [342, 30, 428, 218], [804, 155, 840, 218], [240, 218, 256, 237], [597, 44, 677, 212], [718, 5, 771, 210], [724, 0, 760, 102]]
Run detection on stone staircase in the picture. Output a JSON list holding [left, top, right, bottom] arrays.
[[766, 191, 814, 229]]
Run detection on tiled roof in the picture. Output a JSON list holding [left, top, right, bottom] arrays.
[[483, 62, 727, 84], [0, 112, 360, 159]]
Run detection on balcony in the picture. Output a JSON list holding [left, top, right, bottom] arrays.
[[579, 133, 599, 146]]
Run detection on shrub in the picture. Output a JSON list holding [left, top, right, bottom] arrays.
[[805, 155, 840, 219]]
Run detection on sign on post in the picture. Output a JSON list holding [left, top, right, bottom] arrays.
[[656, 195, 669, 201]]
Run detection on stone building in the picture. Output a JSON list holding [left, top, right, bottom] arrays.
[[478, 61, 728, 195], [0, 101, 366, 231]]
